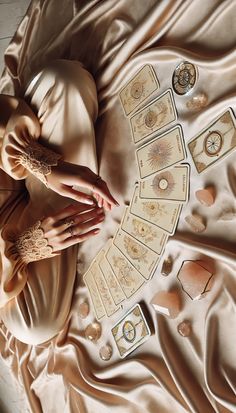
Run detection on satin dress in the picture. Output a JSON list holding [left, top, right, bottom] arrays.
[[0, 59, 98, 345]]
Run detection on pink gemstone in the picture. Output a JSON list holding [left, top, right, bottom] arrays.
[[150, 291, 181, 318], [177, 260, 214, 300], [195, 187, 215, 207], [185, 214, 206, 233], [85, 322, 102, 342], [177, 321, 191, 337], [78, 302, 90, 319]]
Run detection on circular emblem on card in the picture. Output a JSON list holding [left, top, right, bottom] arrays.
[[130, 82, 143, 99], [204, 131, 223, 156], [145, 110, 157, 128], [152, 171, 175, 197], [122, 320, 136, 342], [159, 178, 169, 190], [172, 61, 197, 95]]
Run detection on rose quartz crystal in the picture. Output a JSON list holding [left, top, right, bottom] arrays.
[[150, 291, 181, 318], [177, 260, 213, 300], [195, 187, 215, 206], [177, 321, 192, 337], [78, 302, 90, 319]]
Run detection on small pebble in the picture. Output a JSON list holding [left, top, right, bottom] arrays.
[[99, 344, 113, 361], [85, 322, 102, 342]]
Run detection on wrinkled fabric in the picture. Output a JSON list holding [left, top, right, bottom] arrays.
[[0, 0, 236, 412]]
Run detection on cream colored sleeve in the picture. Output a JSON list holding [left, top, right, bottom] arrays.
[[0, 221, 57, 308], [0, 98, 61, 186]]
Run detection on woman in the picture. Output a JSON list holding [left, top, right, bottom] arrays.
[[0, 59, 118, 346]]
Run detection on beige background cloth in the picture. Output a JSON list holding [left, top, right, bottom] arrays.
[[0, 0, 236, 412]]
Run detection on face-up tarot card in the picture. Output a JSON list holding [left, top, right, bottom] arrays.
[[139, 164, 190, 203], [111, 304, 151, 358], [105, 243, 145, 299], [188, 109, 236, 173], [130, 89, 177, 143], [121, 207, 168, 254], [130, 186, 182, 235], [119, 64, 160, 116], [136, 125, 186, 179]]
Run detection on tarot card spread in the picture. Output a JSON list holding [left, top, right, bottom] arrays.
[[106, 243, 145, 299], [139, 164, 190, 203], [119, 65, 160, 116], [121, 207, 168, 255], [188, 109, 236, 174], [113, 228, 160, 280], [136, 125, 186, 179], [111, 304, 151, 358], [90, 261, 120, 317], [130, 186, 182, 235], [130, 89, 177, 144]]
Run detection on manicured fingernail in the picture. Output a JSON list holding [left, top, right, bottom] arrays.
[[86, 199, 95, 205]]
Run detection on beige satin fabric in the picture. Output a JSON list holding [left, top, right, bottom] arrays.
[[0, 1, 236, 412]]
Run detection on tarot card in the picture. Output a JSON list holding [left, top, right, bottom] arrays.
[[130, 186, 182, 235], [96, 245, 126, 306], [113, 228, 160, 280], [188, 109, 236, 174], [91, 261, 120, 317], [136, 125, 186, 179], [139, 164, 190, 203], [130, 89, 177, 144], [111, 303, 151, 358], [83, 268, 105, 320], [119, 64, 159, 116], [105, 243, 145, 299], [121, 207, 168, 254]]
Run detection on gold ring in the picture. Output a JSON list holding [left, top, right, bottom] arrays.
[[68, 226, 74, 237], [65, 218, 75, 227]]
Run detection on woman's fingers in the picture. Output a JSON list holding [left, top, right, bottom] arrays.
[[55, 207, 104, 234], [60, 185, 95, 205], [52, 203, 97, 222], [61, 228, 100, 249], [75, 171, 119, 207]]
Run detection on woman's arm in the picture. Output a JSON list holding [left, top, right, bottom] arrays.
[[0, 202, 104, 308], [0, 94, 118, 210]]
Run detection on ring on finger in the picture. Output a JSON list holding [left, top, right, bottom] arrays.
[[68, 226, 75, 237], [64, 218, 75, 227]]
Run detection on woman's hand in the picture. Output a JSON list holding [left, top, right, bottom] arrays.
[[40, 203, 105, 252], [46, 160, 119, 211]]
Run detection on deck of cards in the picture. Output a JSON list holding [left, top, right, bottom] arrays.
[[83, 63, 236, 358]]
